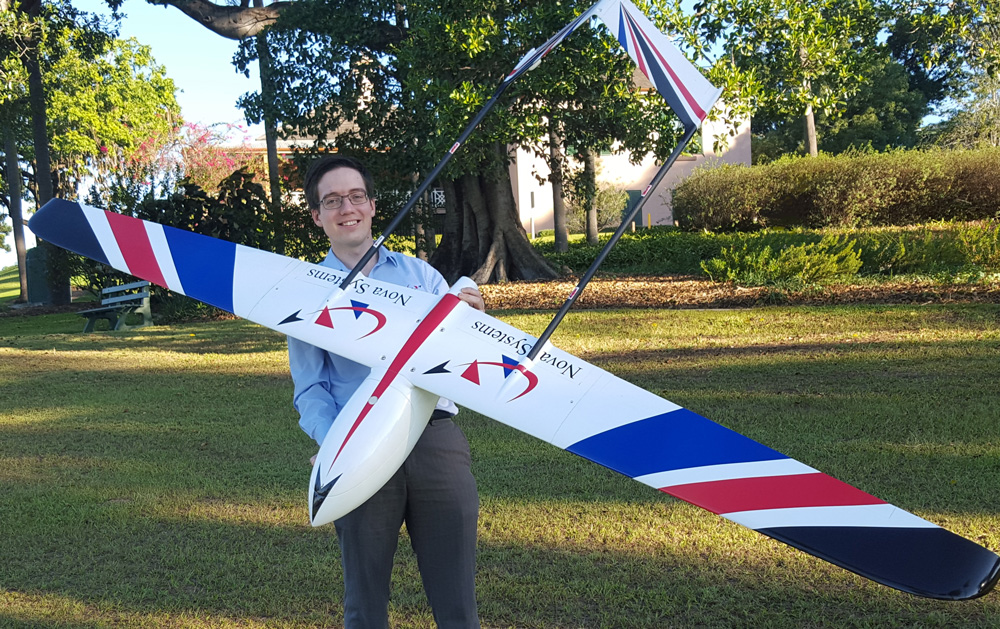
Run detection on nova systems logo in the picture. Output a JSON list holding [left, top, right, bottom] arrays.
[[279, 300, 387, 339], [424, 355, 539, 401]]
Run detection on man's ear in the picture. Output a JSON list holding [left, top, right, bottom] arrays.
[[311, 208, 322, 227]]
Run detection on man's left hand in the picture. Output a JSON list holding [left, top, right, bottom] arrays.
[[458, 287, 486, 312]]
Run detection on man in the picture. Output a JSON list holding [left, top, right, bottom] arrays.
[[288, 155, 483, 629]]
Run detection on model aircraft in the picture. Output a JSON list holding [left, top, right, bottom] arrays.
[[28, 198, 1000, 601], [27, 0, 999, 603]]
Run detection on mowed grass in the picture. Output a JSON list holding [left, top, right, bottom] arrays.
[[1, 306, 999, 628], [1, 265, 21, 304]]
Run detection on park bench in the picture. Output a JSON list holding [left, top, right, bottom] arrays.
[[78, 280, 152, 333]]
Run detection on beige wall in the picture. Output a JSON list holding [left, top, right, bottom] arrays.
[[512, 113, 751, 235]]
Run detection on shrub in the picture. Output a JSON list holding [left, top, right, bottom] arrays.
[[672, 148, 1000, 230], [700, 235, 863, 287], [536, 221, 1000, 283], [542, 227, 722, 275], [565, 185, 630, 233]]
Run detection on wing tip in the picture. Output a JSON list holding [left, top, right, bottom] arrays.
[[971, 556, 1000, 600], [760, 525, 1000, 601]]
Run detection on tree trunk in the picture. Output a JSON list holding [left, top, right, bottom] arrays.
[[548, 121, 568, 253], [253, 3, 284, 254], [25, 45, 51, 205], [412, 189, 437, 262], [23, 2, 69, 305], [4, 127, 28, 302], [805, 102, 818, 157], [147, 0, 291, 39], [414, 219, 427, 261], [582, 147, 598, 245], [798, 44, 819, 158], [431, 147, 556, 284]]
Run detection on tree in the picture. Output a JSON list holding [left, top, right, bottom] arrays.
[[45, 36, 179, 198], [1, 0, 30, 293], [514, 3, 672, 251], [888, 0, 1000, 147], [935, 73, 1000, 148], [887, 0, 999, 103], [249, 0, 692, 281], [751, 56, 930, 161], [144, 0, 407, 257], [681, 0, 884, 156], [1, 0, 113, 302], [1, 2, 178, 303], [234, 0, 557, 282]]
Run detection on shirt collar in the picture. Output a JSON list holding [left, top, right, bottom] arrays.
[[321, 246, 399, 272]]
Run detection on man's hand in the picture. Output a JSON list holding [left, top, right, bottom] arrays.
[[458, 286, 486, 312]]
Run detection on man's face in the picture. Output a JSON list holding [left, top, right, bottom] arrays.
[[311, 167, 376, 252]]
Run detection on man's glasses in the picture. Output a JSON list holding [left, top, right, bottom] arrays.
[[319, 191, 370, 211]]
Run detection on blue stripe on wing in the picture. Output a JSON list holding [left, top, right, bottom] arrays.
[[566, 408, 787, 478], [162, 225, 237, 313]]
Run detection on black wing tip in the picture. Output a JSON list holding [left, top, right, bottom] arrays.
[[970, 556, 1000, 600], [759, 526, 1000, 601], [28, 198, 77, 231]]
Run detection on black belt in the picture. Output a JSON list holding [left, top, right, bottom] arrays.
[[429, 409, 455, 424]]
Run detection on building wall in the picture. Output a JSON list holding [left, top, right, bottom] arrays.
[[511, 114, 751, 236]]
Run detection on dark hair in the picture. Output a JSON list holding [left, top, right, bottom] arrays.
[[303, 155, 375, 210]]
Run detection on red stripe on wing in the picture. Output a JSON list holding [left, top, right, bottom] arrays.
[[623, 7, 706, 122], [665, 473, 886, 516], [104, 211, 168, 287], [332, 293, 461, 464]]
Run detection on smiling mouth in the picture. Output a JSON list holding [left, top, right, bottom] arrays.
[[340, 220, 360, 227]]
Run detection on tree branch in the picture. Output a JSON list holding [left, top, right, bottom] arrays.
[[147, 0, 293, 39]]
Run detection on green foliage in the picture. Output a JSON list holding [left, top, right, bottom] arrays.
[[679, 0, 884, 145], [138, 171, 276, 251], [565, 183, 629, 233], [537, 221, 1000, 285], [2, 3, 179, 215], [46, 37, 179, 179], [0, 211, 9, 254], [934, 73, 1000, 149], [241, 0, 682, 196], [751, 58, 930, 161], [701, 235, 863, 287], [672, 148, 1000, 231], [540, 227, 722, 275]]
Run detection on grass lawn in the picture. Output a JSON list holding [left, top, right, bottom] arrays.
[[1, 265, 22, 304], [1, 305, 999, 628]]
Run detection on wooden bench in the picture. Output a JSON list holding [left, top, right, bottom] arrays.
[[78, 280, 152, 333]]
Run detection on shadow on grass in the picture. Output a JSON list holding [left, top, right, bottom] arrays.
[[1, 319, 288, 355], [1, 492, 998, 628]]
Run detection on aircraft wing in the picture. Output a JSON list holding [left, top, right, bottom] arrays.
[[29, 199, 1000, 600]]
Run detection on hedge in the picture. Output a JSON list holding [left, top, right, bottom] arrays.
[[540, 222, 1000, 284], [671, 148, 1000, 231]]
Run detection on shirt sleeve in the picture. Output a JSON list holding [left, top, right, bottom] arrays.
[[288, 335, 341, 445], [423, 264, 450, 297]]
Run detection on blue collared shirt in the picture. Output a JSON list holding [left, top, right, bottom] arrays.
[[288, 247, 459, 445]]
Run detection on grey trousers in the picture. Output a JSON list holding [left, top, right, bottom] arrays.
[[334, 416, 480, 629]]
